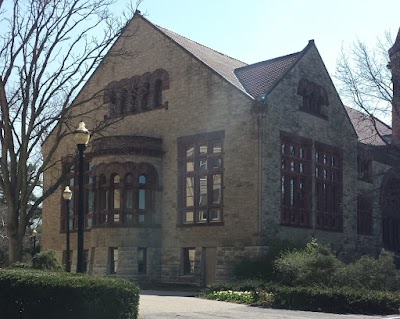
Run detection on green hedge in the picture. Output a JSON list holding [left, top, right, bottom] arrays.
[[268, 285, 400, 315], [203, 281, 400, 315], [0, 269, 139, 319]]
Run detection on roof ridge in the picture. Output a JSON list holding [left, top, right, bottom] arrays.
[[155, 25, 248, 66], [235, 51, 302, 71]]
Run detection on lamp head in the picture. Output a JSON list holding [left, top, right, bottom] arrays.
[[63, 185, 73, 201], [74, 121, 90, 145]]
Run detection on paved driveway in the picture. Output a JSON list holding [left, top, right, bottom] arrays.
[[139, 290, 393, 319]]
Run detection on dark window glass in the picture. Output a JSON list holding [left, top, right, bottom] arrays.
[[315, 146, 343, 232], [183, 248, 195, 275], [138, 247, 147, 274], [280, 137, 312, 227]]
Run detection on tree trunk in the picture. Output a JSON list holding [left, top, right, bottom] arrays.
[[8, 232, 23, 264]]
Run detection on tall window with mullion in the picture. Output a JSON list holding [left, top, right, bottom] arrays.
[[315, 144, 343, 232], [280, 136, 312, 227], [178, 132, 224, 225]]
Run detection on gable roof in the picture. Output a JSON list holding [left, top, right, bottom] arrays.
[[234, 52, 302, 97], [154, 25, 249, 94], [345, 106, 391, 146], [142, 12, 308, 99]]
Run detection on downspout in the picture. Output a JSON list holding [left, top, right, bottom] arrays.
[[254, 94, 267, 249]]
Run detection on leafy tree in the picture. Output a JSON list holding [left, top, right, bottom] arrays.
[[0, 0, 140, 264]]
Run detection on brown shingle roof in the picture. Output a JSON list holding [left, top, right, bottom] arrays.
[[155, 25, 249, 95], [234, 52, 302, 97], [345, 106, 391, 146], [146, 13, 311, 99]]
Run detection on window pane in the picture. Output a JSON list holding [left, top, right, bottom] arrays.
[[198, 159, 207, 171], [186, 161, 194, 172], [139, 189, 145, 209], [199, 144, 207, 155], [199, 176, 207, 206], [186, 145, 194, 157], [138, 214, 145, 224], [138, 247, 146, 274], [210, 209, 220, 222], [87, 190, 94, 213], [186, 177, 194, 207], [113, 175, 120, 184], [183, 248, 195, 274], [185, 211, 194, 223], [114, 189, 120, 209], [125, 174, 134, 184], [139, 175, 146, 184], [213, 142, 222, 154], [211, 157, 221, 169], [125, 191, 133, 209], [198, 210, 207, 222], [212, 174, 221, 204], [125, 213, 133, 224], [114, 212, 120, 222]]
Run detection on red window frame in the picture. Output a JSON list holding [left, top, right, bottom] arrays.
[[315, 143, 343, 232], [280, 136, 312, 227]]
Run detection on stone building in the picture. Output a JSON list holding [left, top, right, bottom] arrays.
[[41, 12, 400, 285]]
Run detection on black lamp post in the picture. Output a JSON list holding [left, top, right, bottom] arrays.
[[63, 186, 72, 272], [74, 121, 90, 273], [31, 229, 37, 257]]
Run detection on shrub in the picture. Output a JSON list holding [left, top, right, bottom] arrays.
[[335, 250, 400, 291], [274, 240, 343, 286], [233, 239, 304, 280], [204, 281, 400, 315], [32, 250, 63, 271], [268, 285, 400, 315], [0, 269, 139, 319], [10, 261, 32, 269]]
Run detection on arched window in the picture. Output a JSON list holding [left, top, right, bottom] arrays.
[[154, 79, 162, 108], [131, 87, 138, 113], [110, 90, 117, 115], [138, 175, 147, 223], [92, 162, 157, 227], [112, 174, 121, 223], [141, 82, 150, 110], [124, 173, 134, 224], [85, 162, 94, 229], [119, 89, 128, 115], [98, 174, 108, 224]]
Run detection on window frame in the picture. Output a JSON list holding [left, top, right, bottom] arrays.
[[280, 135, 312, 227], [315, 142, 343, 232], [109, 247, 118, 274], [138, 247, 147, 275], [178, 131, 224, 226], [182, 247, 196, 275], [92, 162, 157, 227]]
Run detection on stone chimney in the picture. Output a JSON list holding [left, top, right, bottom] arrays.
[[389, 28, 400, 146]]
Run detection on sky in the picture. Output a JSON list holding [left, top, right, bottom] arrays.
[[114, 0, 400, 81]]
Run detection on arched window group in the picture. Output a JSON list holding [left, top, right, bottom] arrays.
[[92, 162, 158, 226], [297, 78, 329, 116], [104, 69, 169, 117]]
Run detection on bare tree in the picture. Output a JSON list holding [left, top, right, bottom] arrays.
[[0, 0, 139, 264], [335, 32, 394, 142]]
